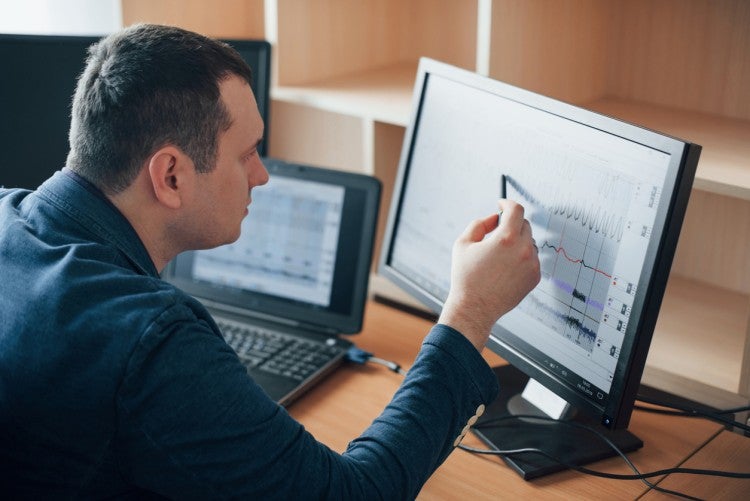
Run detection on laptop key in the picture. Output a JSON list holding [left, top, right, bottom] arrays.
[[240, 355, 264, 368], [216, 318, 340, 382]]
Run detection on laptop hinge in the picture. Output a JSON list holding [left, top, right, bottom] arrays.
[[198, 297, 339, 336]]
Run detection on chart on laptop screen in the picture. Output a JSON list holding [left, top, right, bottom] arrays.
[[191, 176, 345, 307]]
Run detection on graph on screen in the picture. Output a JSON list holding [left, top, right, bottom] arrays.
[[501, 145, 666, 392], [505, 165, 634, 356]]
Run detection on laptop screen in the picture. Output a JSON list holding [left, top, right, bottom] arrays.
[[164, 158, 381, 335]]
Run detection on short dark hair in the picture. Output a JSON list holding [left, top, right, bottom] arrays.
[[66, 24, 254, 193]]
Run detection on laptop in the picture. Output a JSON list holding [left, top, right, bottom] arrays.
[[164, 157, 381, 405]]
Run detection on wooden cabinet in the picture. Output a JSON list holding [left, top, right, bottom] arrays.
[[122, 0, 750, 406]]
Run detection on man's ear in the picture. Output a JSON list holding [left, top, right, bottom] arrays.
[[147, 146, 192, 210]]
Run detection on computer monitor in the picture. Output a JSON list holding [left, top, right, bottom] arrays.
[[0, 33, 270, 190], [379, 58, 701, 478], [223, 38, 271, 157]]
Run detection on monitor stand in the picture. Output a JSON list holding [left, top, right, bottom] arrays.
[[472, 365, 643, 480]]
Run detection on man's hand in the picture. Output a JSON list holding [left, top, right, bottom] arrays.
[[438, 199, 541, 351]]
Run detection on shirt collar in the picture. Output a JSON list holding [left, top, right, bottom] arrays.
[[37, 169, 160, 277]]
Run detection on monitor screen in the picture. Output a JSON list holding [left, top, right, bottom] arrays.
[[0, 33, 270, 190], [379, 58, 700, 477]]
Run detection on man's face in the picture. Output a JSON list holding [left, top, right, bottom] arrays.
[[192, 75, 269, 248]]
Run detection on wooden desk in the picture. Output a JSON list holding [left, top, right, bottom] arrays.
[[289, 300, 732, 499], [643, 430, 750, 500]]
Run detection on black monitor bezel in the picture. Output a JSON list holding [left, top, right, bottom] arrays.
[[379, 58, 700, 430], [0, 33, 272, 189], [221, 38, 271, 157]]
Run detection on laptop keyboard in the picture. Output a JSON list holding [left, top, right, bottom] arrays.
[[217, 318, 342, 382]]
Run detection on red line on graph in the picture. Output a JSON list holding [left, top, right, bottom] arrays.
[[542, 242, 612, 279]]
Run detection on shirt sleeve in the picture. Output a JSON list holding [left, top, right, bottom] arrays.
[[116, 304, 499, 500]]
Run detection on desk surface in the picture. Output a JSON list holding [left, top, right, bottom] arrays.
[[643, 430, 750, 499], [289, 299, 744, 499]]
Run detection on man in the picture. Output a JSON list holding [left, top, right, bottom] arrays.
[[0, 24, 540, 498]]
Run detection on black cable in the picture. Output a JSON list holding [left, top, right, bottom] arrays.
[[636, 396, 750, 433], [633, 403, 750, 428], [462, 414, 750, 499], [638, 395, 750, 415], [716, 404, 750, 415], [636, 394, 750, 418], [472, 414, 750, 480], [458, 443, 702, 501], [462, 414, 683, 498]]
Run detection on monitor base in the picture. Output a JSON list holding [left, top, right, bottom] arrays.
[[472, 364, 643, 480]]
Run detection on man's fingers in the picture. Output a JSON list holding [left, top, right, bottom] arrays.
[[497, 199, 524, 234], [460, 213, 500, 243], [459, 200, 532, 246]]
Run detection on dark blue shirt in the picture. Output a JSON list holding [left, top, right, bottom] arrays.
[[0, 170, 499, 499]]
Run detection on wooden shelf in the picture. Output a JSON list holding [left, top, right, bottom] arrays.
[[646, 275, 750, 394], [272, 62, 416, 127], [588, 98, 750, 201], [122, 0, 265, 39], [273, 0, 477, 88]]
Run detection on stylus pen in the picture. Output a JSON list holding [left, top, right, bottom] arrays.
[[498, 174, 507, 223]]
